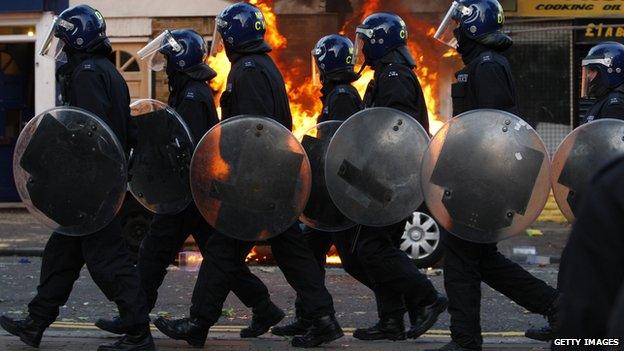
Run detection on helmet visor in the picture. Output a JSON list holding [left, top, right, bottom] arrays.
[[434, 1, 464, 48], [138, 30, 181, 71], [354, 29, 368, 73], [581, 58, 611, 98], [39, 16, 72, 63], [311, 47, 322, 87], [581, 66, 600, 99], [209, 19, 225, 57]]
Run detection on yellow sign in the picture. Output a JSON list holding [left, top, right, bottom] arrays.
[[584, 22, 624, 39], [517, 0, 624, 17]]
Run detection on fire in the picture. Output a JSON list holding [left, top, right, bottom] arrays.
[[325, 245, 342, 266], [208, 0, 457, 138], [245, 246, 269, 263], [243, 245, 343, 266], [250, 0, 287, 50], [203, 0, 461, 266], [178, 251, 204, 272], [345, 2, 452, 135]]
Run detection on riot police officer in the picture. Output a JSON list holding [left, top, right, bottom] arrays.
[[0, 5, 154, 351], [153, 3, 343, 348], [313, 35, 364, 124], [349, 12, 448, 341], [554, 153, 624, 347], [95, 29, 280, 339], [548, 42, 624, 346], [272, 34, 377, 336], [580, 42, 624, 123], [433, 1, 559, 349]]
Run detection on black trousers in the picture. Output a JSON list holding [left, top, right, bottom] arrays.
[[443, 233, 558, 349], [353, 221, 438, 319], [138, 205, 270, 311], [190, 225, 335, 325], [28, 217, 149, 329], [295, 228, 373, 317], [296, 227, 408, 320]]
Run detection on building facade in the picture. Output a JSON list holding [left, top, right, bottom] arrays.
[[0, 0, 66, 201]]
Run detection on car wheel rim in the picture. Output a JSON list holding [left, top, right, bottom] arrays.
[[400, 212, 440, 260]]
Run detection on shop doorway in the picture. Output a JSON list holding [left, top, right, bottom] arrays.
[[0, 42, 34, 202]]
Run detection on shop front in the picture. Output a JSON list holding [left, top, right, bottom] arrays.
[[0, 1, 66, 202]]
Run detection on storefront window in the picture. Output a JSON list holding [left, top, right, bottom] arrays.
[[507, 20, 573, 154], [0, 26, 35, 36]]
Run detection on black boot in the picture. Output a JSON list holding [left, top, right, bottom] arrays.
[[272, 317, 312, 336], [525, 325, 553, 342], [525, 295, 560, 341], [291, 315, 344, 348], [96, 316, 129, 335], [153, 316, 209, 348], [352, 316, 406, 341], [0, 315, 47, 348], [240, 301, 285, 338], [407, 293, 448, 339], [97, 325, 155, 351]]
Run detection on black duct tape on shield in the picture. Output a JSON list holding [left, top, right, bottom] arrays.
[[20, 113, 120, 227], [337, 159, 394, 207], [130, 109, 190, 205], [301, 134, 345, 225], [430, 125, 544, 235], [558, 129, 601, 216], [209, 132, 304, 234]]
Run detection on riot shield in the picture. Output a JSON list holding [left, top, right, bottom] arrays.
[[300, 121, 356, 232], [128, 99, 194, 214], [551, 118, 624, 222], [421, 109, 551, 243], [324, 107, 430, 227], [13, 107, 127, 236], [190, 115, 311, 241]]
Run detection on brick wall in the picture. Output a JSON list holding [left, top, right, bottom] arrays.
[[273, 13, 339, 77]]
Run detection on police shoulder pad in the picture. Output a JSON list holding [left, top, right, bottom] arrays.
[[335, 86, 349, 95], [386, 70, 400, 78], [78, 60, 97, 72], [480, 53, 493, 63], [184, 89, 197, 101], [242, 59, 256, 69], [608, 96, 624, 106]]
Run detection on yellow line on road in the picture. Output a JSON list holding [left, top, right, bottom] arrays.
[[49, 322, 525, 337]]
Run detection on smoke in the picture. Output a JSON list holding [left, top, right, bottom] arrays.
[[274, 0, 320, 14]]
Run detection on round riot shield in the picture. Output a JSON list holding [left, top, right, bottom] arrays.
[[190, 116, 312, 241], [421, 110, 551, 243], [13, 107, 127, 236], [300, 121, 356, 232], [128, 99, 194, 214], [551, 118, 624, 222], [325, 107, 430, 227]]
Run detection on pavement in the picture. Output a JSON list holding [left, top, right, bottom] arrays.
[[0, 209, 568, 350], [0, 334, 550, 351]]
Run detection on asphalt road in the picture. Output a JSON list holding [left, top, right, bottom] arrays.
[[0, 210, 568, 349], [0, 334, 550, 351]]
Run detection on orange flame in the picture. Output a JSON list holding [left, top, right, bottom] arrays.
[[250, 0, 287, 50], [245, 246, 268, 263], [205, 0, 463, 266], [209, 0, 459, 139]]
